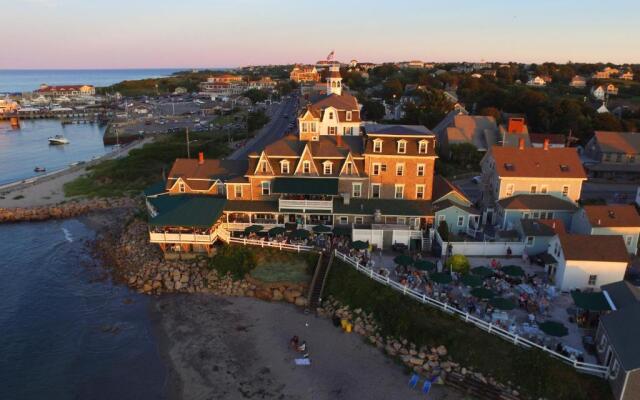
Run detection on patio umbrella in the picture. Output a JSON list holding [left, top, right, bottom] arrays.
[[430, 272, 452, 284], [351, 240, 369, 250], [490, 297, 516, 310], [460, 274, 483, 288], [501, 265, 525, 277], [539, 321, 569, 337], [471, 266, 494, 278], [471, 287, 496, 299], [268, 226, 286, 236], [394, 254, 413, 266], [414, 260, 436, 272], [290, 228, 310, 239], [312, 224, 332, 233], [244, 225, 264, 234]]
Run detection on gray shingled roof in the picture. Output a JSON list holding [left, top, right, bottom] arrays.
[[600, 303, 640, 371]]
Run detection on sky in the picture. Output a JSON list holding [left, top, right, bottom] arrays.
[[2, 0, 639, 69]]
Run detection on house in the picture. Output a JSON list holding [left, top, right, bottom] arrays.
[[592, 84, 618, 100], [205, 74, 244, 84], [290, 65, 320, 83], [584, 131, 640, 180], [569, 75, 587, 88], [0, 98, 19, 115], [248, 77, 277, 90], [529, 133, 566, 148], [199, 77, 246, 97], [620, 70, 634, 81], [595, 281, 640, 400], [480, 143, 587, 228], [571, 205, 640, 254], [593, 67, 620, 80], [145, 121, 440, 255], [517, 218, 565, 256], [526, 76, 547, 87], [432, 176, 481, 236], [597, 103, 610, 114], [547, 233, 629, 291], [297, 64, 361, 138], [35, 84, 95, 97], [499, 117, 531, 148], [433, 113, 499, 156]]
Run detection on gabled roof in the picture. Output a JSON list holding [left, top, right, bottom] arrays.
[[584, 204, 640, 228], [446, 115, 499, 150], [309, 93, 359, 112], [498, 194, 578, 211], [166, 158, 248, 191], [432, 175, 470, 205], [489, 146, 586, 178], [520, 219, 565, 236], [148, 195, 226, 228], [602, 280, 640, 310], [593, 131, 640, 154], [599, 303, 640, 371], [558, 233, 629, 263]]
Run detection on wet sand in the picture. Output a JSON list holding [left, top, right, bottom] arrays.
[[153, 295, 466, 400]]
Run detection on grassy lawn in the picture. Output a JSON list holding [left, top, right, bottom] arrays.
[[324, 260, 612, 400], [250, 260, 310, 283]]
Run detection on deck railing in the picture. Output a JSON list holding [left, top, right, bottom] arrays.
[[149, 231, 218, 244], [279, 199, 333, 212], [334, 250, 609, 378]]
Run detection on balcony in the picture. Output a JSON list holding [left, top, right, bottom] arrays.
[[149, 231, 217, 244], [278, 198, 333, 213]]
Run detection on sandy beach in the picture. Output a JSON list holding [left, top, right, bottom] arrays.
[[153, 295, 467, 400]]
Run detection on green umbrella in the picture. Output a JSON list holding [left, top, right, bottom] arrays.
[[394, 254, 413, 266], [430, 272, 452, 284], [351, 240, 369, 250], [290, 228, 310, 239], [539, 321, 569, 337], [312, 224, 332, 233], [244, 225, 264, 234], [501, 265, 525, 277], [471, 266, 494, 278], [414, 260, 436, 272], [471, 287, 496, 299], [461, 274, 483, 288], [268, 226, 286, 236], [490, 297, 516, 310]]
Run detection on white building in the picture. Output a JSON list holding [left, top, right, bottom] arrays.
[[548, 233, 629, 291], [526, 76, 547, 87]]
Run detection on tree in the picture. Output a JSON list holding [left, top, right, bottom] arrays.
[[479, 107, 501, 123], [247, 110, 270, 132], [361, 99, 385, 121], [243, 89, 269, 104], [449, 143, 483, 169], [593, 113, 623, 131], [446, 254, 470, 274], [382, 78, 404, 100]]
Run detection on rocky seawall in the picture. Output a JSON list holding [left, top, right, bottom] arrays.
[[318, 297, 522, 400], [99, 219, 309, 306], [0, 198, 137, 223]]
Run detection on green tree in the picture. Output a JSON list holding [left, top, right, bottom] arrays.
[[247, 110, 270, 132], [243, 89, 270, 104], [594, 113, 623, 131], [446, 254, 470, 274], [361, 99, 386, 121], [448, 143, 484, 169]]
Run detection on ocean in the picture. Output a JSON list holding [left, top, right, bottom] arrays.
[[0, 219, 167, 400], [0, 69, 183, 93]]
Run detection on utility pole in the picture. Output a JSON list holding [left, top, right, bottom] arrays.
[[186, 127, 190, 158]]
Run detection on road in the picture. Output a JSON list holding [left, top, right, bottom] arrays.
[[228, 96, 298, 160]]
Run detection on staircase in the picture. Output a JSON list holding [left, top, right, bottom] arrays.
[[307, 247, 335, 311], [422, 230, 431, 252]]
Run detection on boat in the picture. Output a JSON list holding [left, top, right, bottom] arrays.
[[48, 135, 69, 145], [34, 166, 46, 172]]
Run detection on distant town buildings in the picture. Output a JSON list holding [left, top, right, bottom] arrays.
[[35, 84, 96, 97], [569, 75, 587, 88], [290, 65, 321, 83]]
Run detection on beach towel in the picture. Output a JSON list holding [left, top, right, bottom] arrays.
[[294, 358, 311, 366]]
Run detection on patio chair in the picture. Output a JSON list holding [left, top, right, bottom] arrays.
[[408, 373, 419, 388]]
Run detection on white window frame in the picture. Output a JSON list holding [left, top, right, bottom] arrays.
[[354, 216, 363, 224], [625, 235, 633, 246], [303, 160, 311, 174], [562, 185, 569, 197], [457, 216, 464, 227], [540, 185, 548, 194], [338, 216, 348, 224], [397, 140, 407, 154], [416, 184, 425, 199], [373, 139, 383, 153], [261, 181, 270, 195], [418, 140, 428, 154], [323, 161, 332, 175], [526, 236, 534, 246], [280, 160, 290, 174], [394, 184, 404, 199], [417, 164, 425, 177], [396, 163, 404, 176], [260, 160, 268, 173], [506, 183, 514, 197], [346, 111, 352, 121], [398, 217, 406, 225], [352, 183, 362, 198], [234, 185, 242, 198], [371, 184, 381, 198], [372, 163, 381, 176], [588, 274, 598, 286], [344, 161, 353, 175], [178, 181, 185, 192]]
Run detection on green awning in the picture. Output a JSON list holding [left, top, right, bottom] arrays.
[[571, 291, 612, 311], [272, 177, 339, 195], [148, 195, 226, 228]]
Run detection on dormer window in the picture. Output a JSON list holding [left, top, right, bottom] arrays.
[[323, 161, 332, 175], [559, 164, 569, 172], [329, 112, 334, 119], [280, 160, 290, 174], [418, 140, 428, 154], [346, 111, 352, 121], [260, 160, 268, 173], [504, 162, 514, 171], [397, 140, 407, 154], [373, 139, 382, 153], [344, 162, 353, 175], [303, 160, 311, 174], [178, 182, 185, 192]]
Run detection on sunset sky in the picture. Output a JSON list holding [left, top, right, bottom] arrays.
[[3, 0, 639, 69]]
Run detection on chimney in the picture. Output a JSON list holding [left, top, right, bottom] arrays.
[[198, 152, 204, 165], [543, 138, 549, 150], [518, 138, 525, 150], [337, 134, 344, 147]]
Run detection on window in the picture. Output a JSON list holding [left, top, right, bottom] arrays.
[[338, 216, 348, 224], [372, 163, 381, 176], [234, 185, 242, 198], [526, 236, 534, 246], [354, 216, 363, 224], [396, 163, 404, 176], [371, 184, 381, 198], [532, 211, 540, 219], [328, 126, 337, 135], [438, 215, 446, 223], [329, 112, 334, 119], [457, 216, 464, 227], [397, 140, 407, 154], [394, 184, 404, 199], [540, 185, 548, 194], [352, 183, 362, 198], [344, 162, 353, 175], [261, 181, 270, 195], [615, 153, 622, 163], [628, 154, 636, 163], [323, 162, 332, 175], [562, 185, 569, 197], [281, 161, 290, 174], [547, 212, 553, 219], [398, 217, 406, 225], [303, 161, 311, 174], [417, 164, 425, 176], [522, 212, 530, 219], [588, 275, 598, 286], [260, 160, 268, 173], [603, 153, 611, 162], [301, 122, 308, 133], [505, 184, 514, 197], [346, 111, 352, 121], [178, 182, 185, 192], [373, 139, 382, 153], [416, 184, 425, 199], [418, 140, 428, 154], [530, 185, 537, 194]]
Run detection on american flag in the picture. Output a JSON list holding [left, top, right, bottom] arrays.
[[326, 50, 335, 61]]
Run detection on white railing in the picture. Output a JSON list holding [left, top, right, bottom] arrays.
[[334, 250, 609, 378], [149, 231, 217, 244], [279, 199, 333, 212], [434, 230, 525, 257], [222, 222, 280, 231], [228, 236, 315, 252]]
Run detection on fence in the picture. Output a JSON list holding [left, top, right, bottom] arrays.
[[434, 230, 526, 257], [219, 224, 315, 252], [334, 250, 609, 378]]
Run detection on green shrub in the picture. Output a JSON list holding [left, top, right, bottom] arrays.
[[209, 245, 257, 280], [446, 254, 470, 274]]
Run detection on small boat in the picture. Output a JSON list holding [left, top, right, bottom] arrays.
[[48, 135, 69, 145], [34, 166, 46, 172]]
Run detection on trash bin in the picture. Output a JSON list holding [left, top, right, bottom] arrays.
[[345, 322, 352, 333], [340, 319, 348, 330]]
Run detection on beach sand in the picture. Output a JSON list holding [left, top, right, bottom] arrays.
[[153, 295, 468, 400]]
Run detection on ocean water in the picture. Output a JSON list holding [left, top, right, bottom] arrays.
[[0, 119, 112, 185], [0, 219, 167, 400], [0, 69, 182, 93]]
